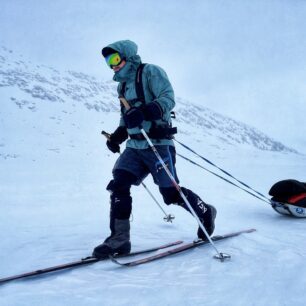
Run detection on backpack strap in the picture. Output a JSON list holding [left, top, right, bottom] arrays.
[[136, 63, 176, 118], [135, 63, 147, 103], [119, 63, 147, 105], [120, 82, 127, 97], [120, 63, 176, 121], [119, 82, 127, 113], [120, 63, 177, 139]]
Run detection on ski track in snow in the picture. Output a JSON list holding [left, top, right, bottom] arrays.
[[1, 46, 306, 306]]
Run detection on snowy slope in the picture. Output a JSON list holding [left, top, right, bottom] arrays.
[[0, 46, 298, 158], [1, 47, 306, 306]]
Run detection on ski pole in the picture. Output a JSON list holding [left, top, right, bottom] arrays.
[[120, 97, 230, 261], [101, 130, 175, 223], [177, 153, 271, 205], [175, 139, 270, 203]]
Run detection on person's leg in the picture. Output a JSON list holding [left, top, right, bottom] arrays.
[[179, 188, 217, 240], [147, 146, 217, 240], [159, 185, 217, 240], [93, 148, 149, 258], [92, 169, 137, 258], [141, 145, 179, 188]]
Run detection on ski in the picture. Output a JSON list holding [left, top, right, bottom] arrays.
[[0, 240, 183, 285], [110, 228, 256, 267]]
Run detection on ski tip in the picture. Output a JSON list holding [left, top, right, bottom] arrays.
[[109, 255, 130, 267], [246, 228, 257, 233]]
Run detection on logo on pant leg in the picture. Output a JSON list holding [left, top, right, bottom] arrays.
[[197, 198, 207, 214], [156, 161, 169, 173]]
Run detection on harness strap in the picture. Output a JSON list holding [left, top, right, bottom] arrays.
[[120, 63, 177, 140], [120, 63, 147, 103], [135, 63, 146, 103], [129, 126, 177, 140]]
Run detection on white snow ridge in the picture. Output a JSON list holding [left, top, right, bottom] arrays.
[[1, 46, 306, 306]]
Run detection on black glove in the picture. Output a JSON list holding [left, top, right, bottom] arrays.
[[106, 140, 120, 153], [106, 126, 128, 154], [143, 101, 163, 121], [123, 107, 144, 129]]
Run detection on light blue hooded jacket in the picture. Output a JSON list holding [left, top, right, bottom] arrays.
[[104, 40, 175, 149]]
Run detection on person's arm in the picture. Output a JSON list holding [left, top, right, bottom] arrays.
[[119, 66, 176, 128], [145, 65, 175, 120]]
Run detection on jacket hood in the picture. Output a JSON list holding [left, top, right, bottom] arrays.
[[103, 40, 138, 59], [102, 40, 142, 82]]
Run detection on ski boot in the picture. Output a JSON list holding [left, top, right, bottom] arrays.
[[178, 187, 217, 241], [197, 204, 217, 241], [92, 218, 131, 259]]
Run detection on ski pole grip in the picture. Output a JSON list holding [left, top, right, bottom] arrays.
[[119, 97, 131, 110], [119, 97, 144, 129], [101, 130, 111, 140]]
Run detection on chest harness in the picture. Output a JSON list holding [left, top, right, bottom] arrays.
[[120, 63, 177, 141]]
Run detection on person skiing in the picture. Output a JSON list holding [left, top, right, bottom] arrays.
[[92, 40, 217, 258]]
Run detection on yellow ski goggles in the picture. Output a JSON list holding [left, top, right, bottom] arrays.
[[105, 52, 123, 68]]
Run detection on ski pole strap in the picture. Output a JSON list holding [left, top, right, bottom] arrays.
[[175, 139, 271, 203]]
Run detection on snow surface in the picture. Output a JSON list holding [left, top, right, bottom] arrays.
[[1, 48, 306, 306]]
